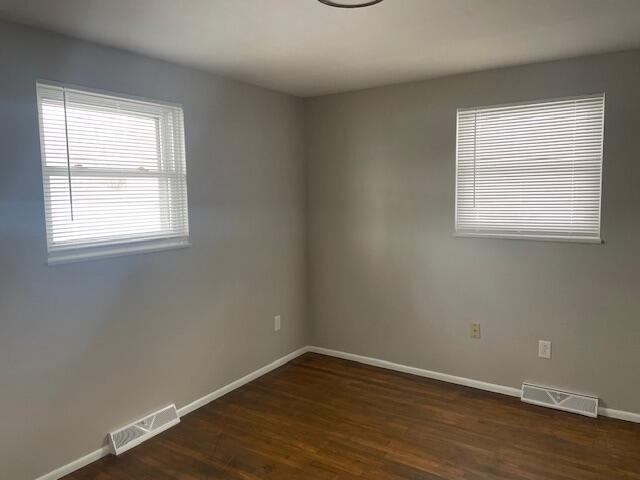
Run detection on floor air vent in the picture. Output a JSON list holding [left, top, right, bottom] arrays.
[[521, 383, 598, 418], [109, 404, 180, 455]]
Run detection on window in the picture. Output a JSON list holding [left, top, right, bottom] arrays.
[[455, 94, 605, 243], [37, 82, 189, 264]]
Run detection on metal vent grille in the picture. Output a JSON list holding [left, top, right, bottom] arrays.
[[521, 383, 598, 418], [109, 404, 180, 455]]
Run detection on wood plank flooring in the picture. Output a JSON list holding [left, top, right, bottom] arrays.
[[65, 353, 640, 479]]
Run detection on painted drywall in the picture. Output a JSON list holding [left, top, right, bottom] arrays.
[[0, 21, 307, 480], [3, 17, 640, 480], [306, 50, 640, 414]]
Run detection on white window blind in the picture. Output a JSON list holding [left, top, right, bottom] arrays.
[[36, 82, 190, 264], [455, 94, 604, 243]]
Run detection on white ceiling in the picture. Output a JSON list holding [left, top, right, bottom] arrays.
[[1, 0, 640, 97]]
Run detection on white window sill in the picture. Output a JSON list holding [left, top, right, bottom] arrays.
[[47, 238, 191, 265], [453, 232, 603, 244]]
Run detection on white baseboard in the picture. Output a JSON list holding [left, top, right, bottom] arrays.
[[177, 346, 309, 416], [598, 406, 640, 423], [34, 446, 111, 480], [308, 346, 521, 397], [307, 346, 640, 424], [35, 346, 310, 480]]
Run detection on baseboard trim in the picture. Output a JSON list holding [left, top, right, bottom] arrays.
[[34, 446, 111, 480], [308, 346, 640, 424], [177, 346, 309, 417], [308, 346, 521, 397], [35, 346, 310, 480], [598, 407, 640, 423]]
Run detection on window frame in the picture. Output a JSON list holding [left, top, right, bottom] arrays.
[[36, 81, 191, 265], [453, 94, 605, 244]]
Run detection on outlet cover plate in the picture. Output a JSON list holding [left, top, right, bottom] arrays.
[[471, 323, 481, 339], [538, 340, 552, 359]]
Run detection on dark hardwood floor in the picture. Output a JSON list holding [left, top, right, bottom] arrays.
[[65, 353, 640, 479]]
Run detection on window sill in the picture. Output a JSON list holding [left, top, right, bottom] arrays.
[[47, 238, 191, 265], [453, 232, 603, 244]]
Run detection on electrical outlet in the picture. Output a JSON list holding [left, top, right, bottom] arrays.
[[538, 340, 552, 359], [274, 315, 281, 332], [470, 323, 481, 339]]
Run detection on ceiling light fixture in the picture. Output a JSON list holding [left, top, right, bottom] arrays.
[[318, 0, 384, 8]]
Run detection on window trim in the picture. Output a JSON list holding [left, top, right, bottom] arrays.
[[47, 237, 192, 266], [36, 80, 190, 265], [453, 93, 605, 245]]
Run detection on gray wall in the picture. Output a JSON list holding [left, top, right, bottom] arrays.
[[306, 51, 640, 414], [0, 21, 308, 480], [3, 17, 640, 480]]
